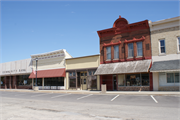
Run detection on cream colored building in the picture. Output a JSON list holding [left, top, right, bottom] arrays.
[[29, 49, 72, 90], [149, 16, 180, 91], [65, 54, 100, 90]]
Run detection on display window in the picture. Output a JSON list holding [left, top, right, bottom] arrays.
[[17, 75, 32, 86]]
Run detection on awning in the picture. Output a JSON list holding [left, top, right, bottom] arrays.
[[150, 60, 180, 72], [29, 68, 66, 78], [94, 60, 151, 75]]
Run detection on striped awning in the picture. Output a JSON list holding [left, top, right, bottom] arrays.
[[94, 60, 151, 75], [29, 68, 66, 78]]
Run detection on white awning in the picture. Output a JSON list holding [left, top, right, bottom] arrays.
[[94, 60, 151, 75]]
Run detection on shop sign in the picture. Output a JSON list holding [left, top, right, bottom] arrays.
[[2, 69, 26, 74]]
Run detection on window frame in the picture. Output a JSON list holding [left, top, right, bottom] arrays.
[[177, 36, 180, 53], [166, 72, 179, 83], [113, 45, 119, 59], [106, 46, 111, 60], [136, 41, 143, 57], [159, 39, 166, 55], [128, 43, 134, 58]]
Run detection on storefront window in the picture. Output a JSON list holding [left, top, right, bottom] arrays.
[[175, 73, 179, 83], [17, 75, 32, 86], [91, 76, 97, 89], [126, 74, 140, 86], [57, 77, 64, 86], [44, 77, 64, 86], [167, 73, 174, 83], [142, 74, 149, 86], [69, 77, 76, 87], [1, 77, 5, 86], [33, 78, 42, 86], [118, 75, 125, 86]]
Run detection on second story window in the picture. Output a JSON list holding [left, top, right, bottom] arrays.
[[159, 39, 165, 54], [128, 43, 134, 57], [114, 45, 119, 59], [106, 46, 111, 60], [178, 37, 180, 52], [137, 42, 143, 56]]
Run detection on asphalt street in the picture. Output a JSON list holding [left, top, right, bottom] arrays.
[[0, 91, 180, 120]]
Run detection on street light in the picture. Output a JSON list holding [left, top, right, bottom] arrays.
[[36, 57, 38, 86]]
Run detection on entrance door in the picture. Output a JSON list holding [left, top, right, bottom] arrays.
[[113, 75, 117, 91], [80, 71, 87, 90], [77, 72, 81, 89]]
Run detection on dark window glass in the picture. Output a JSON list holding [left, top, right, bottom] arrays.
[[69, 72, 72, 76], [84, 79, 86, 84], [88, 71, 92, 76], [160, 40, 165, 53], [69, 77, 76, 87], [57, 77, 64, 86], [73, 72, 76, 76], [167, 73, 174, 83], [175, 73, 179, 83], [1, 77, 5, 86], [18, 75, 32, 86], [81, 73, 84, 76], [34, 78, 42, 86], [85, 73, 87, 76], [44, 78, 51, 86], [137, 42, 143, 56], [126, 74, 140, 86], [142, 74, 149, 86], [106, 46, 111, 60]]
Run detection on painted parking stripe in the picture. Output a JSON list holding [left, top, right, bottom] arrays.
[[111, 95, 119, 101], [51, 93, 71, 99], [77, 94, 93, 100], [31, 93, 52, 97], [151, 95, 158, 103]]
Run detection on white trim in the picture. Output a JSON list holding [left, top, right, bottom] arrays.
[[159, 39, 166, 55], [177, 36, 180, 53], [151, 69, 180, 72]]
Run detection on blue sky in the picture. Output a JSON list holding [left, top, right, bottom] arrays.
[[1, 1, 179, 63]]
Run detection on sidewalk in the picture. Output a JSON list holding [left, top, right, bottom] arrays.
[[0, 89, 180, 96]]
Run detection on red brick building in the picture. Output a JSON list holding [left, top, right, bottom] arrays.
[[95, 16, 153, 91]]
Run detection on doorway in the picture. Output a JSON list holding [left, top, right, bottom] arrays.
[[113, 75, 117, 91]]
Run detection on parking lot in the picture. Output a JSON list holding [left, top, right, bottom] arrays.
[[0, 91, 180, 120]]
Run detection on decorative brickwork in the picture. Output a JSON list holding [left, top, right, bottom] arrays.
[[98, 16, 151, 64], [159, 86, 179, 91], [118, 86, 150, 91]]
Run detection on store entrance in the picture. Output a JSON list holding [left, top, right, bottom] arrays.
[[113, 75, 117, 91], [80, 71, 87, 90], [77, 72, 81, 89]]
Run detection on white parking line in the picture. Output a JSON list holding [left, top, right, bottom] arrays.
[[77, 94, 93, 100], [151, 95, 158, 103], [51, 93, 71, 99], [111, 95, 119, 101], [31, 93, 52, 97]]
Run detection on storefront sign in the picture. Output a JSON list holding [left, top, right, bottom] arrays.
[[2, 69, 26, 74]]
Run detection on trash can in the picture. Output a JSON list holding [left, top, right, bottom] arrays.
[[101, 84, 106, 93]]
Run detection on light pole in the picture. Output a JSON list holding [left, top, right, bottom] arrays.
[[36, 57, 38, 86]]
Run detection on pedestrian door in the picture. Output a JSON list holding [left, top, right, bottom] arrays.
[[80, 71, 87, 90]]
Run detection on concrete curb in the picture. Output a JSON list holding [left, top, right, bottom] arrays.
[[0, 89, 179, 96]]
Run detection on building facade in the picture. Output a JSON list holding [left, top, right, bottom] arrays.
[[0, 59, 32, 89], [150, 16, 180, 91], [29, 49, 72, 90], [95, 16, 153, 91], [65, 55, 100, 90]]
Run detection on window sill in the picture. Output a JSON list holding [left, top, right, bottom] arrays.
[[106, 59, 111, 61], [158, 53, 166, 56], [136, 56, 143, 58], [113, 58, 119, 60], [127, 57, 133, 59]]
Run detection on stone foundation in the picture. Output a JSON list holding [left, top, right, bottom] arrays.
[[159, 86, 179, 91], [118, 86, 150, 91]]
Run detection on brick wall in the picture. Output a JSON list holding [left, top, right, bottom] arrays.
[[118, 86, 150, 91], [98, 17, 151, 64]]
